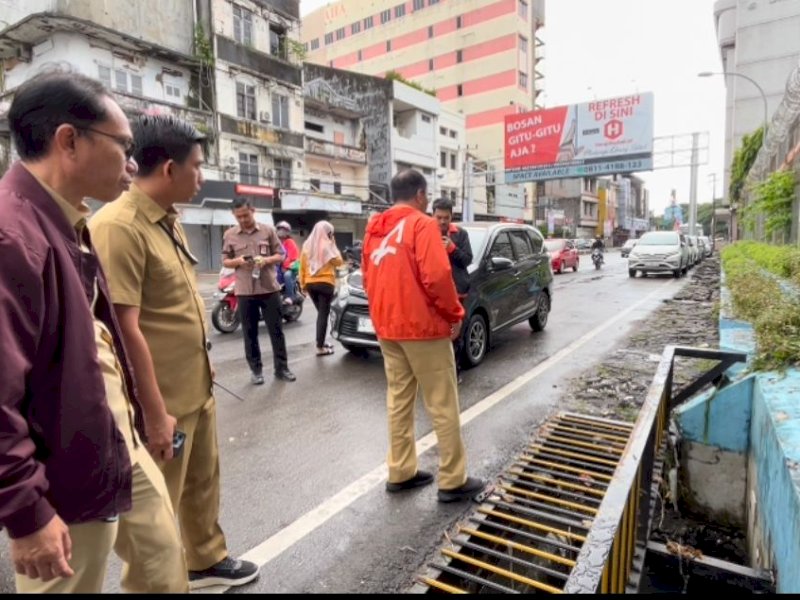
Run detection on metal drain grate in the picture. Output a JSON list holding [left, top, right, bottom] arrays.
[[415, 413, 633, 594]]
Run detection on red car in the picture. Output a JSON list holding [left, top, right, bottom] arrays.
[[544, 238, 579, 273]]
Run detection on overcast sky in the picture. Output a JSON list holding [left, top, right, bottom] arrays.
[[300, 0, 727, 214]]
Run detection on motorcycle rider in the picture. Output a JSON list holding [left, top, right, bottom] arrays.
[[591, 237, 605, 263], [276, 221, 299, 305]]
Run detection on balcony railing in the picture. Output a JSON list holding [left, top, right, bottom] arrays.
[[305, 138, 366, 164]]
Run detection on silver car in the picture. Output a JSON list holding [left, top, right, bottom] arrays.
[[628, 231, 689, 278]]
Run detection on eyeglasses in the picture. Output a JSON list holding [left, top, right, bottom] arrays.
[[76, 126, 136, 160]]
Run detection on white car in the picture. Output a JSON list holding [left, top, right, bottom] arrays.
[[628, 231, 689, 278]]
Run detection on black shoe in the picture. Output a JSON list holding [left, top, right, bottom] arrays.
[[275, 368, 296, 382], [188, 556, 260, 589], [437, 477, 485, 503], [385, 470, 434, 493], [251, 372, 265, 385]]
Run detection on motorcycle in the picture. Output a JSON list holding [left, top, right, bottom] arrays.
[[591, 248, 604, 270], [211, 267, 304, 334]]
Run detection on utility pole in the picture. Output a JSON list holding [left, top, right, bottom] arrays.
[[688, 132, 700, 236], [708, 172, 717, 245], [464, 156, 474, 222]]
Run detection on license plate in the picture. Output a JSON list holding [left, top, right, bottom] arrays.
[[357, 316, 375, 334]]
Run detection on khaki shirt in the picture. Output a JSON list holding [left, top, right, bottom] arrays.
[[24, 167, 140, 455], [221, 223, 283, 296], [89, 184, 212, 419]]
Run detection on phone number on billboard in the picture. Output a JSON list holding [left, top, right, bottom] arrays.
[[506, 158, 653, 183]]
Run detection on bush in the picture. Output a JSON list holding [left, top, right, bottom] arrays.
[[722, 242, 800, 370]]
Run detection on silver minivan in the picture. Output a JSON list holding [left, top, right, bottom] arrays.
[[627, 231, 689, 278]]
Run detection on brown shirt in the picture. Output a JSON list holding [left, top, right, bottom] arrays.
[[89, 185, 213, 419], [222, 223, 283, 296]]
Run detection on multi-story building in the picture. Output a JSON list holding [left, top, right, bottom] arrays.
[[301, 0, 544, 221], [0, 1, 221, 265], [712, 0, 800, 209]]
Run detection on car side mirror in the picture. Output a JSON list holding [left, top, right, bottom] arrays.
[[490, 257, 514, 271]]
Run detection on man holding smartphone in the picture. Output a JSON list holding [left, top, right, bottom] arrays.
[[222, 199, 296, 385]]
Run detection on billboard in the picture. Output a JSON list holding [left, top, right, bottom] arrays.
[[504, 92, 654, 182]]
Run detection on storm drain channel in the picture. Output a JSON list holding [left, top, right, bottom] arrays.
[[414, 413, 633, 594]]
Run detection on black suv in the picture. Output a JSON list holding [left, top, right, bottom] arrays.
[[329, 222, 554, 368]]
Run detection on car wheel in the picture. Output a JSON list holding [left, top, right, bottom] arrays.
[[557, 262, 563, 274], [529, 292, 550, 332], [342, 343, 369, 356], [628, 269, 636, 278], [573, 261, 579, 272], [461, 313, 488, 368], [673, 268, 681, 278]]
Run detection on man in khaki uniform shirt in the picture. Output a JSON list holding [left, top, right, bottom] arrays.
[[90, 115, 259, 590]]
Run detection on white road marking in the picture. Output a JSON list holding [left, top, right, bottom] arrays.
[[210, 278, 675, 592]]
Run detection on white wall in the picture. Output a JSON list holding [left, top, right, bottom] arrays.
[[5, 32, 192, 104]]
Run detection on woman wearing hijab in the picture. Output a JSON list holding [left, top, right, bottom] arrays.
[[300, 220, 344, 356]]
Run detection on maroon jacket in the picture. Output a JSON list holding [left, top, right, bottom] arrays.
[[0, 163, 144, 538]]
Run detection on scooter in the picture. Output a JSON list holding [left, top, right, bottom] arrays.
[[591, 248, 604, 270], [211, 268, 304, 334]]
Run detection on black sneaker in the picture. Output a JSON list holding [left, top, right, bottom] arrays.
[[437, 477, 485, 503], [188, 556, 260, 589], [386, 470, 434, 493], [275, 368, 296, 382]]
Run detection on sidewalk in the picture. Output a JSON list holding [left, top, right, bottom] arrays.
[[197, 271, 219, 303]]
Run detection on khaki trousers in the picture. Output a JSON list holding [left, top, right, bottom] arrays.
[[379, 338, 468, 490], [160, 396, 228, 572], [15, 446, 187, 593]]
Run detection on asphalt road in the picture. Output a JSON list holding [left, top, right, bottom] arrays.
[[0, 253, 688, 593]]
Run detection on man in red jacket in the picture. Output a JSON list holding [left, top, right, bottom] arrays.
[[362, 169, 484, 503]]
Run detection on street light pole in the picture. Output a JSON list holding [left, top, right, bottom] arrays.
[[698, 70, 768, 138]]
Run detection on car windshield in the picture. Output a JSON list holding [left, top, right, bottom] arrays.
[[544, 240, 564, 252], [638, 232, 679, 246], [462, 227, 488, 264]]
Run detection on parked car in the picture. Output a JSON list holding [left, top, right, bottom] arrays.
[[686, 235, 700, 266], [627, 230, 689, 278], [330, 222, 554, 368], [573, 238, 592, 254], [620, 238, 637, 258], [545, 238, 579, 273], [698, 235, 713, 257]]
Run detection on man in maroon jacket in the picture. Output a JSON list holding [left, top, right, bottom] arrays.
[[0, 70, 185, 592]]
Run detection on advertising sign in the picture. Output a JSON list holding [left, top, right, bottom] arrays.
[[504, 92, 654, 182]]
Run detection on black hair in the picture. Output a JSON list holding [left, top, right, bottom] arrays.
[[131, 114, 206, 177], [231, 197, 252, 210], [391, 169, 427, 203], [432, 197, 454, 213], [8, 69, 111, 160]]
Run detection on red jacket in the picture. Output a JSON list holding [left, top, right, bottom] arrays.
[[362, 204, 464, 340], [281, 237, 299, 271]]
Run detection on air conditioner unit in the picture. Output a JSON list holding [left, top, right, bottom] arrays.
[[264, 168, 274, 179], [226, 155, 237, 166], [259, 111, 271, 124]]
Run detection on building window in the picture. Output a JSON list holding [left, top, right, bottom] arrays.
[[457, 84, 463, 97], [456, 15, 462, 28], [239, 153, 259, 184], [274, 158, 291, 188], [440, 126, 447, 135], [519, 71, 528, 88], [428, 25, 434, 38], [364, 16, 374, 29], [305, 121, 324, 133], [333, 181, 342, 194], [386, 40, 391, 52], [351, 21, 361, 34], [450, 153, 457, 170], [456, 49, 463, 63], [98, 65, 111, 88], [310, 178, 321, 190], [519, 0, 528, 19], [440, 151, 447, 168], [310, 38, 320, 50], [233, 5, 253, 46], [429, 0, 440, 4], [414, 0, 425, 10], [429, 59, 434, 71], [394, 3, 406, 18], [270, 24, 287, 58], [519, 34, 528, 52], [449, 129, 457, 139], [130, 74, 143, 97], [358, 50, 363, 61], [236, 82, 256, 120], [421, 114, 431, 123], [381, 9, 391, 24], [165, 83, 182, 99], [335, 27, 345, 41], [114, 69, 128, 92], [324, 32, 334, 45], [272, 94, 289, 129]]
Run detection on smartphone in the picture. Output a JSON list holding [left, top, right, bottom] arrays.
[[173, 430, 186, 458], [243, 255, 254, 262]]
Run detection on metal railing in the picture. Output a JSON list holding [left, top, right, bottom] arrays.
[[563, 345, 746, 593]]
